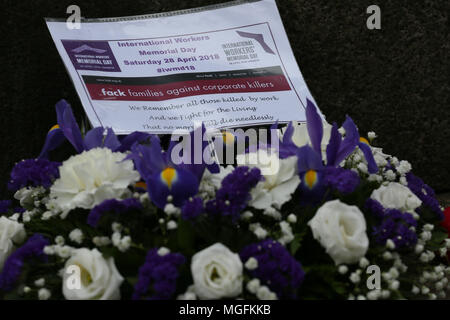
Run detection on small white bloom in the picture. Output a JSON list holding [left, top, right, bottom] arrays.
[[68, 229, 84, 244], [386, 239, 396, 250], [383, 170, 396, 181], [191, 243, 243, 300], [256, 285, 277, 300], [246, 278, 260, 294], [278, 221, 294, 245], [287, 214, 297, 224], [92, 236, 111, 247], [241, 211, 253, 220], [164, 203, 180, 216], [357, 162, 368, 174], [167, 220, 178, 230], [308, 200, 369, 265], [49, 148, 140, 218], [38, 288, 51, 300], [63, 248, 123, 300], [411, 286, 420, 294], [359, 257, 369, 268], [157, 247, 170, 256], [244, 257, 258, 270], [34, 278, 45, 287], [368, 132, 377, 140], [349, 272, 361, 283], [338, 265, 348, 274]]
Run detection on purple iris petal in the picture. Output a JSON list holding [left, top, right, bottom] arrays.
[[38, 127, 66, 159], [103, 128, 121, 150], [334, 116, 359, 165], [305, 99, 324, 159], [277, 122, 299, 159], [297, 145, 324, 173], [83, 127, 104, 150], [116, 131, 151, 152], [147, 167, 199, 209], [58, 100, 84, 153], [325, 123, 342, 166], [171, 124, 219, 180], [358, 142, 378, 174]]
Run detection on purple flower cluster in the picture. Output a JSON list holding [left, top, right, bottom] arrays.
[[133, 249, 185, 300], [365, 198, 386, 219], [366, 199, 418, 248], [181, 197, 203, 220], [0, 234, 49, 292], [0, 200, 11, 213], [240, 239, 305, 299], [205, 166, 262, 221], [8, 159, 60, 191], [406, 173, 443, 221], [323, 167, 360, 194], [87, 198, 142, 227]]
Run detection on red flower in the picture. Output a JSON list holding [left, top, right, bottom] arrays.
[[441, 207, 450, 236]]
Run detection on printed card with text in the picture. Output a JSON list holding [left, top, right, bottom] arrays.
[[46, 0, 318, 134]]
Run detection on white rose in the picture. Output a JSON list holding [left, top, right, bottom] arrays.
[[0, 216, 26, 270], [370, 182, 422, 213], [236, 149, 300, 209], [308, 199, 369, 265], [50, 148, 140, 218], [191, 243, 243, 299], [62, 248, 123, 300]]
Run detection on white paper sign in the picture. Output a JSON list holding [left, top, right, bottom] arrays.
[[46, 0, 317, 134]]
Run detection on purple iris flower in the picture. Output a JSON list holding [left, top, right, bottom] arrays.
[[127, 135, 200, 209], [39, 99, 151, 158], [276, 99, 378, 174], [168, 123, 219, 181]]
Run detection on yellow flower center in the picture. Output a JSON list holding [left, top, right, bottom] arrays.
[[359, 137, 370, 145], [49, 124, 60, 132], [160, 167, 177, 189], [221, 131, 235, 145], [134, 181, 147, 190], [304, 169, 318, 189]]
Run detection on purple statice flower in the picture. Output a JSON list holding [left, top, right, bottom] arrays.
[[323, 167, 360, 194], [240, 239, 305, 299], [8, 159, 60, 191], [0, 200, 11, 213], [0, 234, 49, 292], [371, 208, 418, 249], [133, 248, 185, 300], [87, 198, 142, 227], [181, 197, 203, 220], [406, 172, 443, 221], [205, 166, 262, 221], [365, 198, 386, 219]]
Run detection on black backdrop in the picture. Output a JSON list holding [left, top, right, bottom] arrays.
[[0, 0, 449, 197]]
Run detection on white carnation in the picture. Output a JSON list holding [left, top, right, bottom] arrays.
[[49, 148, 140, 218]]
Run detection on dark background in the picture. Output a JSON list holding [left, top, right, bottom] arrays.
[[0, 0, 449, 197]]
